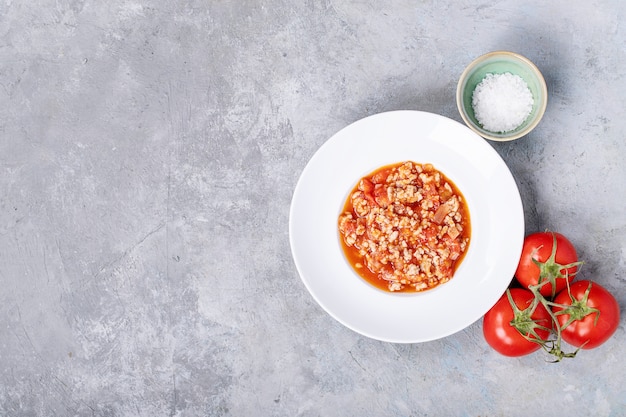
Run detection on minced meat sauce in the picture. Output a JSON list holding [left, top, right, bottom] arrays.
[[338, 161, 471, 292]]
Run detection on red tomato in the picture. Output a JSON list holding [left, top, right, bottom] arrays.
[[553, 281, 620, 349], [373, 184, 390, 207], [515, 232, 580, 297], [358, 178, 374, 193], [371, 168, 391, 184], [483, 288, 552, 356]]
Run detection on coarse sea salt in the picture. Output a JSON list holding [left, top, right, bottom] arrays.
[[471, 72, 534, 133]]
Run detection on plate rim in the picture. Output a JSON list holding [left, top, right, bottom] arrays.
[[289, 110, 524, 343]]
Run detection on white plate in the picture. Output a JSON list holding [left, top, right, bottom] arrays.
[[289, 111, 524, 343]]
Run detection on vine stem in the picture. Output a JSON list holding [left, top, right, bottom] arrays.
[[517, 278, 580, 362]]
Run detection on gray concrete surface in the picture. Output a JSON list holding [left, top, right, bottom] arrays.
[[1, 1, 625, 416]]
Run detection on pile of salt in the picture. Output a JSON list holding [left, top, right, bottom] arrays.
[[472, 72, 534, 133]]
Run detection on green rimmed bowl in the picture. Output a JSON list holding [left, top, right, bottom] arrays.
[[456, 51, 548, 142]]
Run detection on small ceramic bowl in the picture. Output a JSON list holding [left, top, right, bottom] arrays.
[[456, 51, 548, 141]]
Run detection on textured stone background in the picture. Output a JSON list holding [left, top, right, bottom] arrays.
[[1, 1, 625, 416]]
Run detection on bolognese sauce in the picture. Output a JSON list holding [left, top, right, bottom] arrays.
[[338, 161, 471, 292]]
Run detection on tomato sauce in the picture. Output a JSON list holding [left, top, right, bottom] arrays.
[[338, 161, 471, 293]]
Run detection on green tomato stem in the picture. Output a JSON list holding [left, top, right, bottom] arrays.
[[531, 232, 584, 298], [553, 280, 601, 329]]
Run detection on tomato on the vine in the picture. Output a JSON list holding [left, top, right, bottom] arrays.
[[515, 232, 581, 297], [483, 288, 552, 357], [553, 280, 620, 349]]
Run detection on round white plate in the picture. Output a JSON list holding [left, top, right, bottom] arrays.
[[289, 110, 524, 343]]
